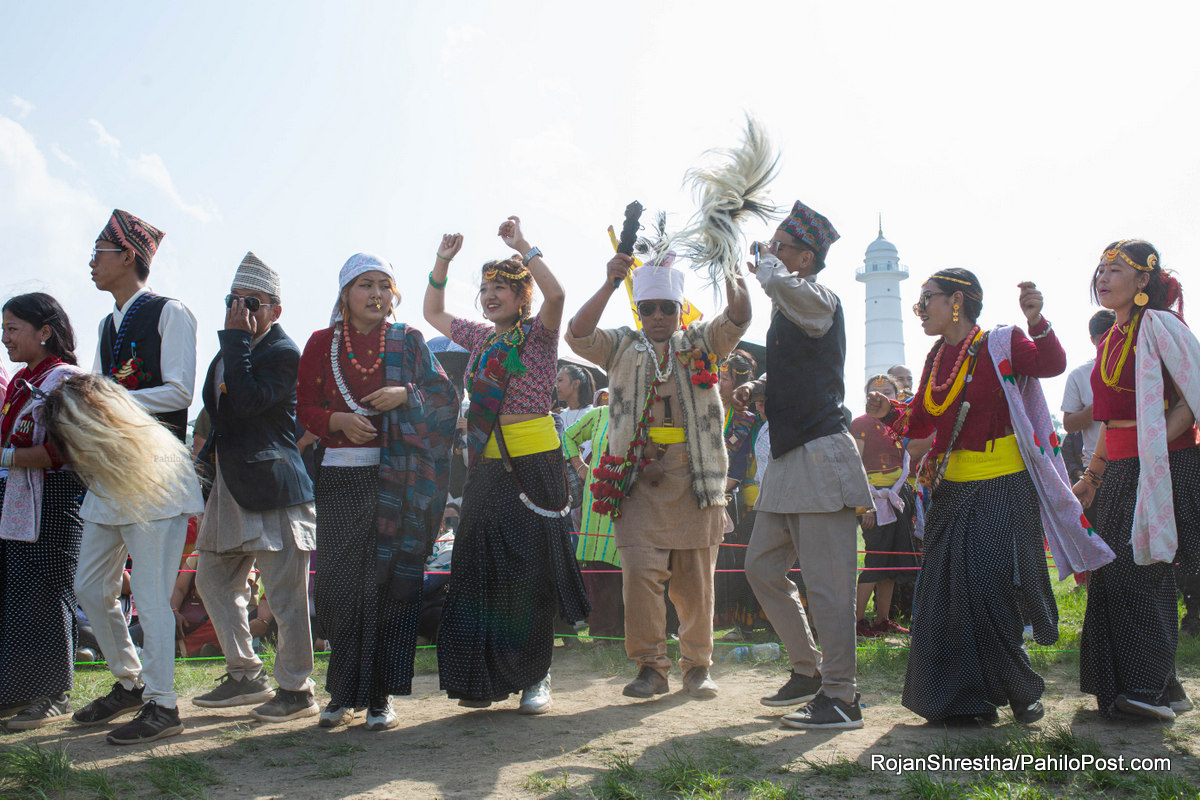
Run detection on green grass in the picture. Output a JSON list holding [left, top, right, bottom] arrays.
[[142, 752, 222, 799], [797, 755, 870, 779], [0, 742, 131, 800]]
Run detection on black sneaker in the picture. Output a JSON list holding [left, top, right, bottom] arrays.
[[1012, 700, 1045, 725], [192, 672, 275, 708], [251, 689, 319, 723], [761, 671, 822, 707], [106, 701, 184, 745], [1167, 678, 1193, 714], [781, 692, 864, 730], [73, 681, 144, 726], [5, 694, 70, 731]]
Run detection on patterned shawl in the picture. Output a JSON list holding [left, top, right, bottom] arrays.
[[988, 326, 1115, 579], [1131, 310, 1200, 564], [462, 318, 533, 469], [376, 324, 459, 601]]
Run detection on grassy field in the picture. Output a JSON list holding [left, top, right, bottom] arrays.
[[1, 559, 1198, 798]]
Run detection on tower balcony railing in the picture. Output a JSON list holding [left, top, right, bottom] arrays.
[[855, 262, 909, 279]]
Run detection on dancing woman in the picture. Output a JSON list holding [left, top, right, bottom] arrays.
[[866, 269, 1111, 724], [1075, 239, 1199, 720], [0, 293, 84, 730], [424, 216, 588, 714], [296, 253, 457, 731]]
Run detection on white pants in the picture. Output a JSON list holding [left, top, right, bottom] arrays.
[[74, 515, 189, 708]]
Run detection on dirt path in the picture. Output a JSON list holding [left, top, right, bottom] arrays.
[[5, 655, 1197, 799]]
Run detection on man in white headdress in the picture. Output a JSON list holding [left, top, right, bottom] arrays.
[[191, 252, 318, 723], [566, 252, 750, 700]]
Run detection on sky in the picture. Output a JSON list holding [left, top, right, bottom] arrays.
[[3, 1, 1200, 417]]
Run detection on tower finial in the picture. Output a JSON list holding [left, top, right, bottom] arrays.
[[877, 212, 883, 239]]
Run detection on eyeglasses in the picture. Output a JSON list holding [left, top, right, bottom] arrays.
[[912, 292, 949, 316], [225, 294, 274, 312], [90, 246, 125, 260], [636, 300, 678, 317]]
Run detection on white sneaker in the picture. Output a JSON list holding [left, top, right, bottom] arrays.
[[317, 702, 356, 728], [519, 676, 552, 715], [1115, 694, 1175, 721], [365, 700, 398, 731]]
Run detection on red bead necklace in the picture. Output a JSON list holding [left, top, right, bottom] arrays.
[[929, 325, 981, 393], [343, 319, 386, 375]]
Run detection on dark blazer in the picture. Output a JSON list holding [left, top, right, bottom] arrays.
[[199, 324, 314, 511]]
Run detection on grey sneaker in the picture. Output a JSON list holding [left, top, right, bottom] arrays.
[[5, 694, 70, 730], [73, 681, 144, 726], [106, 701, 184, 745], [761, 671, 822, 707], [782, 692, 864, 730], [192, 672, 275, 709], [318, 702, 356, 728], [365, 700, 398, 731], [251, 689, 318, 723], [1115, 693, 1175, 721], [519, 676, 552, 715]]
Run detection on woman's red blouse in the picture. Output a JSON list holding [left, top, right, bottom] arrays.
[[297, 325, 385, 449]]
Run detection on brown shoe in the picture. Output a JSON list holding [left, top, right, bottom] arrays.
[[683, 667, 718, 699], [622, 667, 669, 698]]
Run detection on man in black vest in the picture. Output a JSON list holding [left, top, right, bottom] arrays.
[[191, 252, 318, 723], [74, 209, 200, 744], [735, 201, 872, 730]]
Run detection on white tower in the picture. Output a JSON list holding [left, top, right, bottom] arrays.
[[855, 219, 908, 383]]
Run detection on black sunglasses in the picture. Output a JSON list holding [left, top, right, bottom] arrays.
[[225, 294, 273, 312], [636, 300, 678, 317]]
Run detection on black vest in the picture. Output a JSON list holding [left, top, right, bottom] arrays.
[[764, 300, 848, 458], [100, 295, 187, 440]]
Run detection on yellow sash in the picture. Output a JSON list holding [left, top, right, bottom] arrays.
[[867, 467, 904, 488], [943, 434, 1026, 482], [483, 415, 560, 459], [648, 426, 686, 445]]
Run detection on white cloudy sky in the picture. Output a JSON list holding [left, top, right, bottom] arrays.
[[3, 1, 1199, 415]]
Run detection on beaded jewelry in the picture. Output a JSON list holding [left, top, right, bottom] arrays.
[[923, 328, 983, 417], [1099, 315, 1139, 389], [928, 325, 981, 393], [330, 327, 383, 416], [343, 319, 385, 375]]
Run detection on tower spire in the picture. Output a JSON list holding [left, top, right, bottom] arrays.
[[877, 212, 883, 239]]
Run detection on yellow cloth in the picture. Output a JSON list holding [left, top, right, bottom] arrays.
[[866, 467, 904, 488], [648, 426, 686, 445], [943, 434, 1026, 482], [482, 415, 560, 458]]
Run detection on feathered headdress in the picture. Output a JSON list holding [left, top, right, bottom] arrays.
[[668, 116, 780, 285]]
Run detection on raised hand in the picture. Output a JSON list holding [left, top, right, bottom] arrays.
[[1018, 281, 1044, 326], [438, 233, 464, 263], [224, 296, 256, 335], [865, 391, 892, 419], [498, 216, 530, 253], [607, 254, 634, 287]]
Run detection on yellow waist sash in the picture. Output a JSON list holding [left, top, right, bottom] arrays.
[[483, 415, 560, 459], [648, 426, 686, 445], [867, 467, 904, 488], [943, 434, 1026, 482]]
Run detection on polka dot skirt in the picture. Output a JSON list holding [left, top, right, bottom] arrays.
[[438, 450, 589, 702], [902, 470, 1057, 722], [315, 465, 420, 707], [1080, 445, 1200, 715], [0, 471, 84, 705]]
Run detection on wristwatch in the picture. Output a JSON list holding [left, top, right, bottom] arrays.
[[522, 246, 542, 266]]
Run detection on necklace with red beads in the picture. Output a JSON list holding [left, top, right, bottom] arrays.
[[929, 325, 981, 393], [343, 319, 386, 375]]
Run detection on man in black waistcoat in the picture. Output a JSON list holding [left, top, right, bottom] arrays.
[[734, 201, 872, 730], [191, 252, 319, 723], [73, 209, 200, 744]]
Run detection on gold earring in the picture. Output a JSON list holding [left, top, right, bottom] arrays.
[[952, 304, 960, 324], [1134, 291, 1149, 307]]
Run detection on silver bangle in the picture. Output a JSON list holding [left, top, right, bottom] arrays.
[[1031, 319, 1053, 340], [0, 447, 14, 468]]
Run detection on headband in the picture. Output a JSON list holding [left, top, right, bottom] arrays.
[[483, 261, 529, 282], [1102, 240, 1158, 272], [930, 272, 983, 301]]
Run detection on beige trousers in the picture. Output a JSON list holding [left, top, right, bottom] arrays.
[[620, 544, 720, 677], [745, 507, 858, 704]]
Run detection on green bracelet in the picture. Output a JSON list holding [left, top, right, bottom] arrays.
[[428, 270, 448, 290], [435, 254, 452, 262]]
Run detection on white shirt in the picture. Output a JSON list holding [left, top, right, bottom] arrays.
[[1062, 359, 1101, 464], [92, 288, 198, 415], [754, 254, 838, 337]]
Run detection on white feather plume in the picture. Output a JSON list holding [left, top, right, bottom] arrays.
[[669, 116, 780, 285]]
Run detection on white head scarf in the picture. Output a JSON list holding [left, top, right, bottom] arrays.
[[330, 252, 399, 325], [631, 256, 685, 303]]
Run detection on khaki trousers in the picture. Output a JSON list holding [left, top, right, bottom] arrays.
[[745, 507, 858, 704], [196, 541, 315, 694], [620, 544, 720, 676]]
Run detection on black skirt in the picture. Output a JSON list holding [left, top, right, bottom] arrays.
[[0, 471, 84, 705], [315, 465, 421, 706], [858, 484, 920, 585], [438, 449, 589, 701], [1080, 446, 1200, 715], [901, 470, 1057, 722]]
